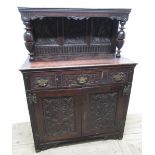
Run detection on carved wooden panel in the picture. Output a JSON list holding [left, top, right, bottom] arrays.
[[110, 71, 128, 83], [86, 92, 118, 131], [91, 17, 113, 44], [28, 69, 129, 90], [64, 17, 87, 44], [31, 17, 114, 46], [60, 72, 102, 88], [19, 8, 131, 60], [31, 75, 57, 90], [42, 96, 76, 137], [31, 17, 58, 42], [19, 8, 135, 152], [34, 44, 113, 61]]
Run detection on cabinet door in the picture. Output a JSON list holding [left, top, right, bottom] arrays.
[[31, 89, 82, 143], [82, 85, 125, 136]]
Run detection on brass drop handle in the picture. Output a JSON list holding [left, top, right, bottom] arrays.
[[112, 72, 126, 82], [77, 76, 88, 84], [37, 79, 48, 87]]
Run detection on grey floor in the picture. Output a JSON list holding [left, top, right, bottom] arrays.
[[12, 114, 141, 155]]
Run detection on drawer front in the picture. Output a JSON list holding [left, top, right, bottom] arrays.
[[30, 72, 58, 90], [60, 70, 103, 88], [60, 69, 129, 88], [109, 71, 128, 83], [29, 68, 130, 90]]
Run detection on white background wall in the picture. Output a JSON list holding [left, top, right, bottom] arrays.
[[0, 0, 155, 154]]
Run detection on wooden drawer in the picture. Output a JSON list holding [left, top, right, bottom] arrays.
[[60, 69, 129, 88], [60, 70, 103, 88], [30, 72, 58, 90], [29, 68, 130, 90]]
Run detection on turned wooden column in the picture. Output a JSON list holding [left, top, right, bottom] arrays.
[[22, 17, 34, 61], [116, 19, 126, 58]]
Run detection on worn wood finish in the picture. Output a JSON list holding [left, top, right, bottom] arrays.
[[19, 8, 136, 153], [21, 58, 136, 152], [18, 8, 131, 19], [18, 8, 131, 61], [12, 114, 142, 155], [21, 57, 136, 70]]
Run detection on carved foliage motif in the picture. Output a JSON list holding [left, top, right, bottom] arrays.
[[111, 72, 127, 82], [31, 75, 57, 89], [30, 71, 128, 90], [19, 8, 131, 61], [67, 16, 89, 20], [87, 92, 118, 130], [42, 97, 75, 136], [123, 84, 131, 95], [26, 93, 37, 104], [61, 73, 102, 87], [20, 9, 129, 22], [37, 79, 49, 87], [22, 17, 114, 60]]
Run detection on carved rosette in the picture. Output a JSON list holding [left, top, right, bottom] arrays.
[[22, 17, 34, 61], [116, 19, 126, 58], [26, 92, 37, 104]]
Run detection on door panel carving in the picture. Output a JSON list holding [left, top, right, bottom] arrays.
[[87, 92, 117, 130], [82, 86, 122, 136], [42, 97, 75, 137], [34, 91, 82, 141]]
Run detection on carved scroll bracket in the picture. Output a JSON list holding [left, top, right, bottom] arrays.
[[23, 18, 35, 61], [110, 16, 128, 22], [116, 20, 126, 58]]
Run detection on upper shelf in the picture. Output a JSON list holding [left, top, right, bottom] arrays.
[[18, 8, 131, 61], [18, 8, 131, 21]]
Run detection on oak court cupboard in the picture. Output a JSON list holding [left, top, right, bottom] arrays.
[[18, 8, 137, 152]]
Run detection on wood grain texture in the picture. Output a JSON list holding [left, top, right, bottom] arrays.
[[12, 114, 142, 155], [20, 58, 136, 152], [18, 8, 131, 20], [18, 8, 136, 153], [20, 57, 136, 71], [18, 8, 131, 60]]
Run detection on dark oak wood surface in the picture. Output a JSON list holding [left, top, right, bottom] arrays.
[[19, 8, 136, 153], [21, 57, 136, 152], [21, 57, 136, 71], [18, 8, 131, 18], [18, 8, 131, 61]]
